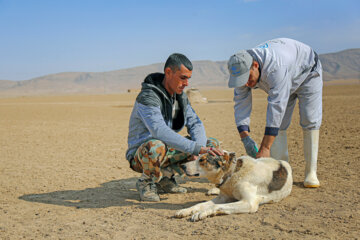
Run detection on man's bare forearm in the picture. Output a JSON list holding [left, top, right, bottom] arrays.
[[239, 131, 249, 139], [256, 135, 276, 158]]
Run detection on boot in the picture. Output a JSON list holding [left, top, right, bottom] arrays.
[[270, 130, 289, 161], [157, 176, 187, 193], [136, 179, 160, 202], [303, 129, 320, 188]]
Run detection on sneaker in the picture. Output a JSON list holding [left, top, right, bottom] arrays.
[[157, 176, 187, 193], [136, 179, 160, 202]]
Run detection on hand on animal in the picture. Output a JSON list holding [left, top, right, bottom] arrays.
[[199, 147, 223, 156], [255, 147, 271, 158], [241, 136, 258, 157]]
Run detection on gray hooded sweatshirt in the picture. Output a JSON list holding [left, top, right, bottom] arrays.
[[126, 72, 207, 161]]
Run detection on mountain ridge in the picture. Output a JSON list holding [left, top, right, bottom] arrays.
[[1, 49, 359, 96]]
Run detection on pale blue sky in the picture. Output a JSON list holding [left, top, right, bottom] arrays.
[[1, 0, 359, 80]]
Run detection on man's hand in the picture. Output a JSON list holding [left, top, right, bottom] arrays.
[[255, 147, 270, 158], [199, 147, 224, 156], [255, 135, 275, 158], [241, 136, 259, 158]]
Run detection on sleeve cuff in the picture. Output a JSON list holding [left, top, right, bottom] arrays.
[[265, 127, 279, 136], [193, 143, 202, 156], [237, 125, 250, 133]]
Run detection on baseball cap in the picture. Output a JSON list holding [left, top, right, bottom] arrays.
[[227, 50, 253, 88]]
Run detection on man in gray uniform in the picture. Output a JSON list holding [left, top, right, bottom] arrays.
[[227, 38, 322, 188]]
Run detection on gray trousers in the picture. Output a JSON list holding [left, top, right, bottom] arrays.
[[280, 62, 323, 131]]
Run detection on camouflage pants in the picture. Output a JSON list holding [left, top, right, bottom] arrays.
[[130, 137, 220, 183]]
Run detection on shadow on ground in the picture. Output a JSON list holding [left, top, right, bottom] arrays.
[[19, 177, 210, 210]]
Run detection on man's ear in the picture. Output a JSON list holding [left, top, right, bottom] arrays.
[[252, 60, 259, 69], [164, 67, 173, 76]]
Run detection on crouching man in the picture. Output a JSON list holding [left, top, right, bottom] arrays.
[[126, 53, 222, 202]]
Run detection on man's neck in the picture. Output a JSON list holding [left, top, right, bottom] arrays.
[[162, 78, 175, 97]]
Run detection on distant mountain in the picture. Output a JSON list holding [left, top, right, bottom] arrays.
[[0, 80, 18, 90], [0, 49, 359, 96], [319, 49, 360, 80]]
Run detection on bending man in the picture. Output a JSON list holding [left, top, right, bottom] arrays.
[[227, 38, 322, 188]]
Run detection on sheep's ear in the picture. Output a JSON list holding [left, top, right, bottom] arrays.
[[229, 152, 236, 161], [221, 151, 230, 162]]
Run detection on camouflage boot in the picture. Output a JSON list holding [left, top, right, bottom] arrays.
[[157, 176, 187, 193], [136, 179, 160, 202]]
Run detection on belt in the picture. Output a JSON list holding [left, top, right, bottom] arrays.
[[311, 51, 318, 72]]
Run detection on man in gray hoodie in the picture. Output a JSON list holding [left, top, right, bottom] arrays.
[[227, 38, 322, 188], [126, 53, 222, 202]]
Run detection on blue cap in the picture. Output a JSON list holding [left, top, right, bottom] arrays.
[[227, 50, 253, 88]]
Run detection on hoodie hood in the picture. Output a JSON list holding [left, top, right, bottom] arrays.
[[141, 73, 172, 102], [136, 72, 189, 131]]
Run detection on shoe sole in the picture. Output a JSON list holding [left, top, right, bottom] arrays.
[[304, 184, 320, 188]]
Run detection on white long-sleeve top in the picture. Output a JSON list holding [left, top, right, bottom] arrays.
[[234, 38, 318, 136]]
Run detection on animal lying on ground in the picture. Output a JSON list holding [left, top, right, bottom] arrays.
[[175, 151, 292, 221]]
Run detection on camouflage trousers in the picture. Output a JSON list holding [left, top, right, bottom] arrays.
[[130, 137, 220, 183]]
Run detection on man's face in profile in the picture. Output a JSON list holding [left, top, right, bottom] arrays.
[[165, 64, 192, 95]]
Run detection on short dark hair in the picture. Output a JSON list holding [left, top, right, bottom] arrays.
[[164, 53, 193, 72]]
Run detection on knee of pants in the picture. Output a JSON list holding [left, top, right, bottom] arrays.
[[138, 139, 167, 165], [300, 110, 322, 130], [136, 139, 167, 182], [300, 118, 322, 130]]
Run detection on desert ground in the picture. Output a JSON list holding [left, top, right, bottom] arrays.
[[0, 84, 359, 239]]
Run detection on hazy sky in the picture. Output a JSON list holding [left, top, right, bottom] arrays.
[[1, 0, 359, 80]]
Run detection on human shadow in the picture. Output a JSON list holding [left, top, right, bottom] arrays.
[[293, 181, 304, 188], [19, 177, 210, 210]]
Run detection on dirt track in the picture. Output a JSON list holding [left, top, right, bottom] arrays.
[[0, 85, 359, 239]]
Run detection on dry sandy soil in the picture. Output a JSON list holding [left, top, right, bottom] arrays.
[[0, 84, 359, 239]]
